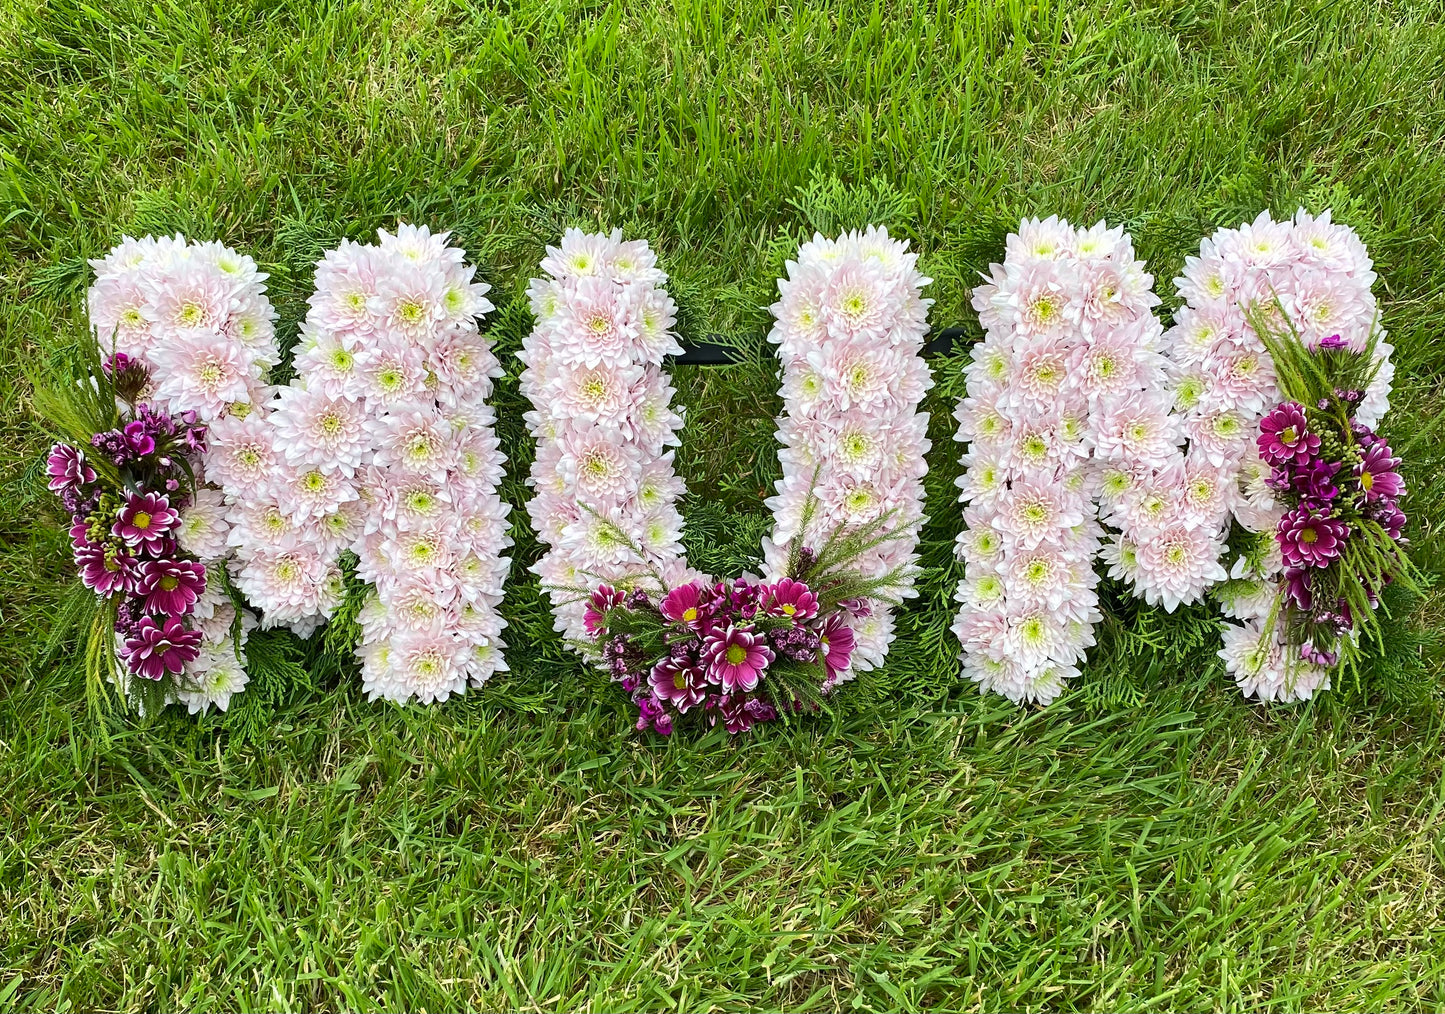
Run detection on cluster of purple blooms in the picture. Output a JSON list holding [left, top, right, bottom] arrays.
[[1258, 376, 1406, 665], [48, 364, 213, 684], [585, 565, 858, 735]]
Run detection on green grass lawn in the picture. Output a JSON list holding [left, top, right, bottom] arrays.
[[4, 0, 1445, 1009]]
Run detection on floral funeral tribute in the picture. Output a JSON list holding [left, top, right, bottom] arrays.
[[33, 210, 1426, 727], [520, 227, 933, 734]]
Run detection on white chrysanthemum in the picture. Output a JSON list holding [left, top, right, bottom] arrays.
[[272, 385, 370, 473], [177, 645, 250, 714], [1132, 523, 1228, 612], [149, 334, 257, 416], [177, 486, 231, 561]]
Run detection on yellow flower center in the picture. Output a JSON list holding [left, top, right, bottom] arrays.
[[159, 575, 179, 591], [682, 607, 698, 623], [725, 644, 747, 666]]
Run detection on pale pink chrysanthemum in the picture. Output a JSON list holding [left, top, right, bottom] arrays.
[[369, 408, 453, 482], [992, 481, 1086, 550], [142, 261, 236, 336], [819, 259, 903, 341], [176, 486, 231, 561], [555, 429, 643, 505], [368, 261, 450, 344], [550, 361, 641, 426], [149, 334, 256, 417], [631, 285, 684, 360], [291, 324, 366, 400], [539, 227, 622, 280], [552, 276, 640, 367], [275, 465, 358, 524], [1092, 392, 1181, 467], [206, 411, 278, 496], [989, 259, 1079, 338], [1132, 522, 1227, 612], [309, 240, 381, 335], [271, 385, 370, 473]]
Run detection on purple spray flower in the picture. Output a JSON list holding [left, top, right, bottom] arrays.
[[1283, 567, 1313, 611], [702, 624, 774, 692], [112, 491, 178, 548], [122, 419, 157, 457], [1278, 504, 1349, 569], [1317, 333, 1349, 351], [768, 624, 821, 663], [1354, 441, 1404, 502], [634, 693, 674, 735], [1291, 459, 1342, 502], [120, 615, 202, 681], [709, 693, 756, 735], [1258, 402, 1320, 467], [136, 557, 207, 616], [1366, 499, 1407, 541], [1300, 639, 1339, 668]]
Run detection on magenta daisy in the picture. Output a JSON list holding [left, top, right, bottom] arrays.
[[649, 657, 709, 712], [74, 544, 138, 597], [46, 444, 96, 493], [763, 577, 819, 620], [659, 581, 709, 630], [121, 615, 203, 681], [702, 624, 774, 692], [1278, 505, 1349, 569], [1354, 441, 1404, 502], [818, 612, 856, 683], [583, 585, 625, 637], [112, 491, 179, 547], [1258, 402, 1320, 467], [136, 558, 207, 616]]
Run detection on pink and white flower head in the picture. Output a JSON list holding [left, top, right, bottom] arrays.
[[177, 487, 231, 561], [206, 411, 277, 496], [271, 384, 370, 473]]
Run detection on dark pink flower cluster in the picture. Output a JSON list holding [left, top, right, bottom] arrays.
[[48, 396, 212, 684], [585, 575, 858, 735], [1259, 355, 1407, 657]]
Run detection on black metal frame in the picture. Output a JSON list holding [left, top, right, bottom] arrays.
[[668, 326, 967, 365]]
